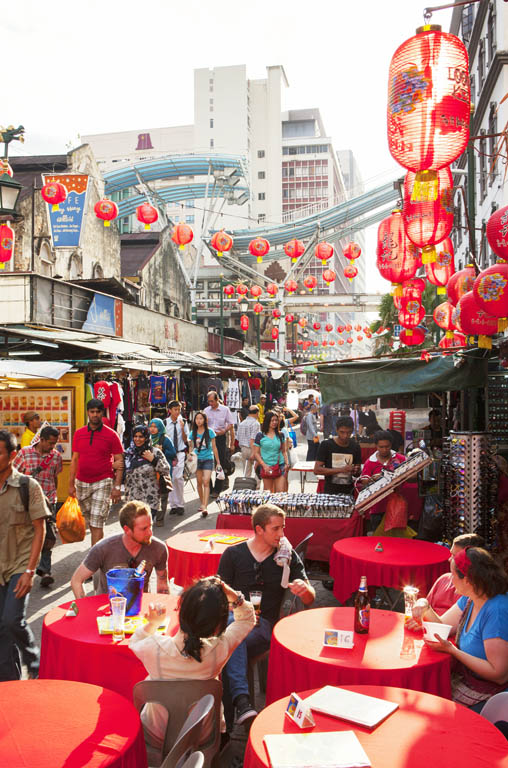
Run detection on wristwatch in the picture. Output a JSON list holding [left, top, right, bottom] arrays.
[[230, 591, 245, 608], [25, 569, 35, 576]]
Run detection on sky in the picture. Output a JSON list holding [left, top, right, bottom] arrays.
[[5, 0, 453, 293]]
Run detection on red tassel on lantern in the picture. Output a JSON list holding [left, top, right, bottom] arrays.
[[172, 222, 193, 248], [284, 238, 305, 263], [211, 230, 233, 257], [486, 205, 508, 262], [0, 223, 15, 269], [425, 237, 455, 294], [376, 210, 420, 295], [249, 237, 270, 263], [94, 199, 118, 227], [403, 167, 454, 263], [137, 203, 159, 231]]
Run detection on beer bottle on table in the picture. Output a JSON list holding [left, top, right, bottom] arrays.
[[354, 575, 370, 634]]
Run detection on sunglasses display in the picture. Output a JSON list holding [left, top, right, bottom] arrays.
[[488, 375, 508, 445], [216, 490, 355, 518], [441, 431, 497, 548]]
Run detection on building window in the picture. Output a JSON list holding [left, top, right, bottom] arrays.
[[258, 192, 265, 200], [210, 138, 214, 148], [488, 102, 498, 184], [470, 73, 476, 108], [185, 215, 195, 224], [258, 214, 266, 223], [487, 4, 496, 63], [282, 167, 288, 178], [258, 171, 265, 179], [185, 199, 194, 208], [282, 188, 288, 199], [461, 3, 474, 41], [257, 150, 265, 158], [210, 118, 214, 128], [478, 39, 485, 88], [479, 130, 487, 202], [282, 147, 289, 155]]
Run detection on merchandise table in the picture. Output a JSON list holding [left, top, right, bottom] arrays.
[[166, 528, 252, 588], [244, 685, 508, 768], [290, 461, 323, 492], [216, 513, 362, 562], [330, 536, 450, 604], [265, 607, 452, 704], [39, 593, 179, 699], [0, 680, 147, 768]]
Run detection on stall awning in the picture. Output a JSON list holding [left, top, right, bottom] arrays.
[[0, 360, 73, 380], [318, 352, 488, 404]]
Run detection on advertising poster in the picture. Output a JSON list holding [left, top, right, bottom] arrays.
[[43, 174, 89, 248], [0, 389, 73, 459]]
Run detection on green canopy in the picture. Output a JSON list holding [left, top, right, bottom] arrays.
[[318, 352, 488, 404]]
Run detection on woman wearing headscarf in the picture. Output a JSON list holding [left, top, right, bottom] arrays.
[[124, 425, 172, 523], [148, 419, 176, 527]]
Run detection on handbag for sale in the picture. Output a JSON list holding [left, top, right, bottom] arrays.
[[260, 464, 282, 479]]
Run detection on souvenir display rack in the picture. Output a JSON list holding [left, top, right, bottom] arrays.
[[217, 490, 355, 518], [355, 450, 433, 513], [441, 431, 497, 548], [487, 373, 508, 448]]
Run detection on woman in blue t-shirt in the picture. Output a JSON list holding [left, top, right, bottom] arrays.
[[189, 411, 221, 517], [411, 546, 508, 712], [252, 410, 289, 492]]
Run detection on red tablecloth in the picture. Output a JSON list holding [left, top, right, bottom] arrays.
[[330, 536, 450, 604], [265, 607, 451, 704], [167, 529, 252, 587], [40, 593, 179, 700], [0, 680, 147, 768], [216, 514, 362, 562], [245, 685, 508, 768]]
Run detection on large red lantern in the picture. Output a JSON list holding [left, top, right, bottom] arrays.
[[313, 340, 319, 347], [357, 335, 363, 342], [323, 269, 336, 286], [329, 340, 335, 346], [236, 284, 248, 298], [354, 324, 362, 332], [285, 279, 298, 295], [266, 283, 278, 297], [137, 203, 158, 231], [250, 285, 263, 298], [303, 275, 318, 292], [210, 230, 233, 257], [0, 223, 14, 269], [271, 327, 279, 341], [473, 262, 508, 331], [344, 242, 361, 262], [325, 324, 333, 333], [439, 332, 467, 349], [455, 291, 498, 349], [399, 300, 426, 333], [387, 26, 470, 172], [486, 205, 508, 262], [272, 308, 282, 319], [425, 237, 455, 294], [433, 301, 456, 334], [285, 313, 294, 324], [253, 302, 263, 315], [347, 337, 354, 344], [337, 325, 345, 333], [94, 198, 118, 227], [298, 317, 308, 328], [338, 339, 345, 346], [41, 181, 67, 212], [403, 277, 426, 296], [403, 167, 454, 263], [240, 315, 249, 332], [284, 239, 305, 263], [249, 237, 270, 263], [313, 322, 321, 331], [400, 327, 426, 346], [172, 221, 193, 248], [376, 210, 420, 294], [322, 340, 328, 347], [344, 265, 358, 281], [315, 241, 334, 266], [223, 284, 235, 297], [345, 324, 352, 332], [447, 265, 476, 306]]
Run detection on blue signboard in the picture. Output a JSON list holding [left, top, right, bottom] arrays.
[[82, 293, 117, 335], [43, 174, 88, 248]]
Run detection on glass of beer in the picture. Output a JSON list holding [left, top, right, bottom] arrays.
[[110, 596, 127, 642], [250, 591, 262, 623], [403, 586, 419, 623]]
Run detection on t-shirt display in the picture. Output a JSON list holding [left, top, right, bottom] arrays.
[[316, 438, 361, 494], [83, 533, 168, 595]]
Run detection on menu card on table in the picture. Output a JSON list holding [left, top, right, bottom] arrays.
[[96, 616, 166, 635], [263, 731, 370, 768], [304, 686, 398, 729]]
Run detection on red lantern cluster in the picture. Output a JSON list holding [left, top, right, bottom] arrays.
[[376, 210, 420, 294], [403, 167, 454, 263], [94, 199, 118, 227], [454, 291, 498, 349], [249, 237, 270, 263], [211, 230, 233, 257]]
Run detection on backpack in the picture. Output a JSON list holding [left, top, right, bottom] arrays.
[[300, 413, 309, 437], [18, 475, 56, 551]]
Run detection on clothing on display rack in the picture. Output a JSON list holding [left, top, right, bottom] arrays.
[[226, 378, 241, 411], [149, 376, 167, 405]]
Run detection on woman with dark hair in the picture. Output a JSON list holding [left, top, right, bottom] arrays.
[[189, 411, 221, 517], [129, 577, 255, 748], [252, 410, 289, 492], [411, 547, 508, 711], [148, 419, 176, 527], [124, 425, 171, 521]]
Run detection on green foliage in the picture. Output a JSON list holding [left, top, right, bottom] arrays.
[[372, 282, 444, 357]]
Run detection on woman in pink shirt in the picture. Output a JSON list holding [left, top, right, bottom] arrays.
[[426, 533, 485, 615]]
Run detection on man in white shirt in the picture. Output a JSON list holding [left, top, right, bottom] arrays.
[[165, 401, 189, 516], [204, 391, 234, 495], [237, 405, 260, 480]]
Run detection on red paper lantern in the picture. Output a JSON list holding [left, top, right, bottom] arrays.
[[376, 211, 420, 294], [403, 277, 426, 296], [315, 241, 334, 266], [357, 335, 363, 342], [172, 221, 193, 248], [272, 308, 282, 319], [345, 324, 352, 332], [240, 315, 249, 331], [322, 340, 328, 347], [298, 317, 308, 328], [303, 340, 312, 350], [354, 324, 362, 332], [347, 337, 353, 344], [329, 340, 335, 346], [365, 331, 372, 339], [249, 237, 270, 263], [94, 198, 118, 227], [344, 242, 361, 262], [473, 262, 508, 331], [223, 284, 235, 297], [433, 301, 456, 332], [284, 238, 305, 263], [266, 283, 278, 297], [399, 300, 426, 333], [303, 275, 318, 292], [344, 265, 358, 281], [439, 332, 467, 349], [285, 279, 298, 295], [271, 327, 279, 340], [236, 284, 248, 298], [253, 302, 263, 315], [313, 322, 321, 331], [285, 313, 294, 323], [454, 291, 498, 349], [387, 26, 470, 172], [325, 324, 333, 333], [400, 327, 426, 346], [403, 167, 454, 263], [362, 326, 370, 334], [425, 237, 455, 294], [447, 265, 476, 306], [486, 204, 508, 262], [210, 230, 233, 257], [250, 285, 263, 298], [0, 223, 14, 269], [41, 181, 67, 212], [137, 203, 159, 231], [337, 325, 345, 333], [313, 340, 319, 347], [297, 339, 303, 346], [323, 268, 336, 286], [338, 339, 345, 346]]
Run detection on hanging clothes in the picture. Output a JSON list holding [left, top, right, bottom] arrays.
[[226, 378, 241, 410], [150, 376, 167, 405]]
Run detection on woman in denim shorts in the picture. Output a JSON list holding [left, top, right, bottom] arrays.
[[189, 411, 222, 517]]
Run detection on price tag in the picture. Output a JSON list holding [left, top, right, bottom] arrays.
[[285, 693, 315, 729], [323, 628, 354, 649]]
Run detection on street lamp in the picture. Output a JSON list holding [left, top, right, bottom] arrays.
[[0, 125, 24, 219]]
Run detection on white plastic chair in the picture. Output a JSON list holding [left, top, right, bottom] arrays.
[[480, 691, 508, 730], [161, 696, 214, 768], [180, 752, 204, 768]]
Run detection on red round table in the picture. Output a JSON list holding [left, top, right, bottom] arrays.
[[265, 607, 451, 704], [166, 529, 251, 587], [0, 680, 147, 768], [39, 593, 179, 700], [330, 536, 450, 604], [245, 685, 508, 768]]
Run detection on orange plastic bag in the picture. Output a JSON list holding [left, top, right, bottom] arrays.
[[56, 496, 86, 543]]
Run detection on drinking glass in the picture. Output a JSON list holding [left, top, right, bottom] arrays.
[[110, 595, 127, 642], [403, 586, 419, 622], [249, 591, 262, 623]]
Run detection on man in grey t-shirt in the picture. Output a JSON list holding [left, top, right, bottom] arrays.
[[70, 500, 169, 598]]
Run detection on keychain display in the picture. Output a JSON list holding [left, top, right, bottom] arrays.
[[217, 490, 355, 519]]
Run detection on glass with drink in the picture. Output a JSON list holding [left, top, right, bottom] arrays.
[[110, 595, 127, 642], [250, 591, 262, 623], [403, 586, 419, 624]]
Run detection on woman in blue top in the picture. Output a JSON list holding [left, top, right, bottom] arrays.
[[412, 546, 508, 711], [149, 418, 176, 527], [189, 411, 221, 518], [252, 410, 289, 492]]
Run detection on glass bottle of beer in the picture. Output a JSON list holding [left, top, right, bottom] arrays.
[[354, 575, 370, 634], [134, 560, 146, 577]]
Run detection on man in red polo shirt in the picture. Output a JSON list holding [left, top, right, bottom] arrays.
[[69, 399, 124, 545]]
